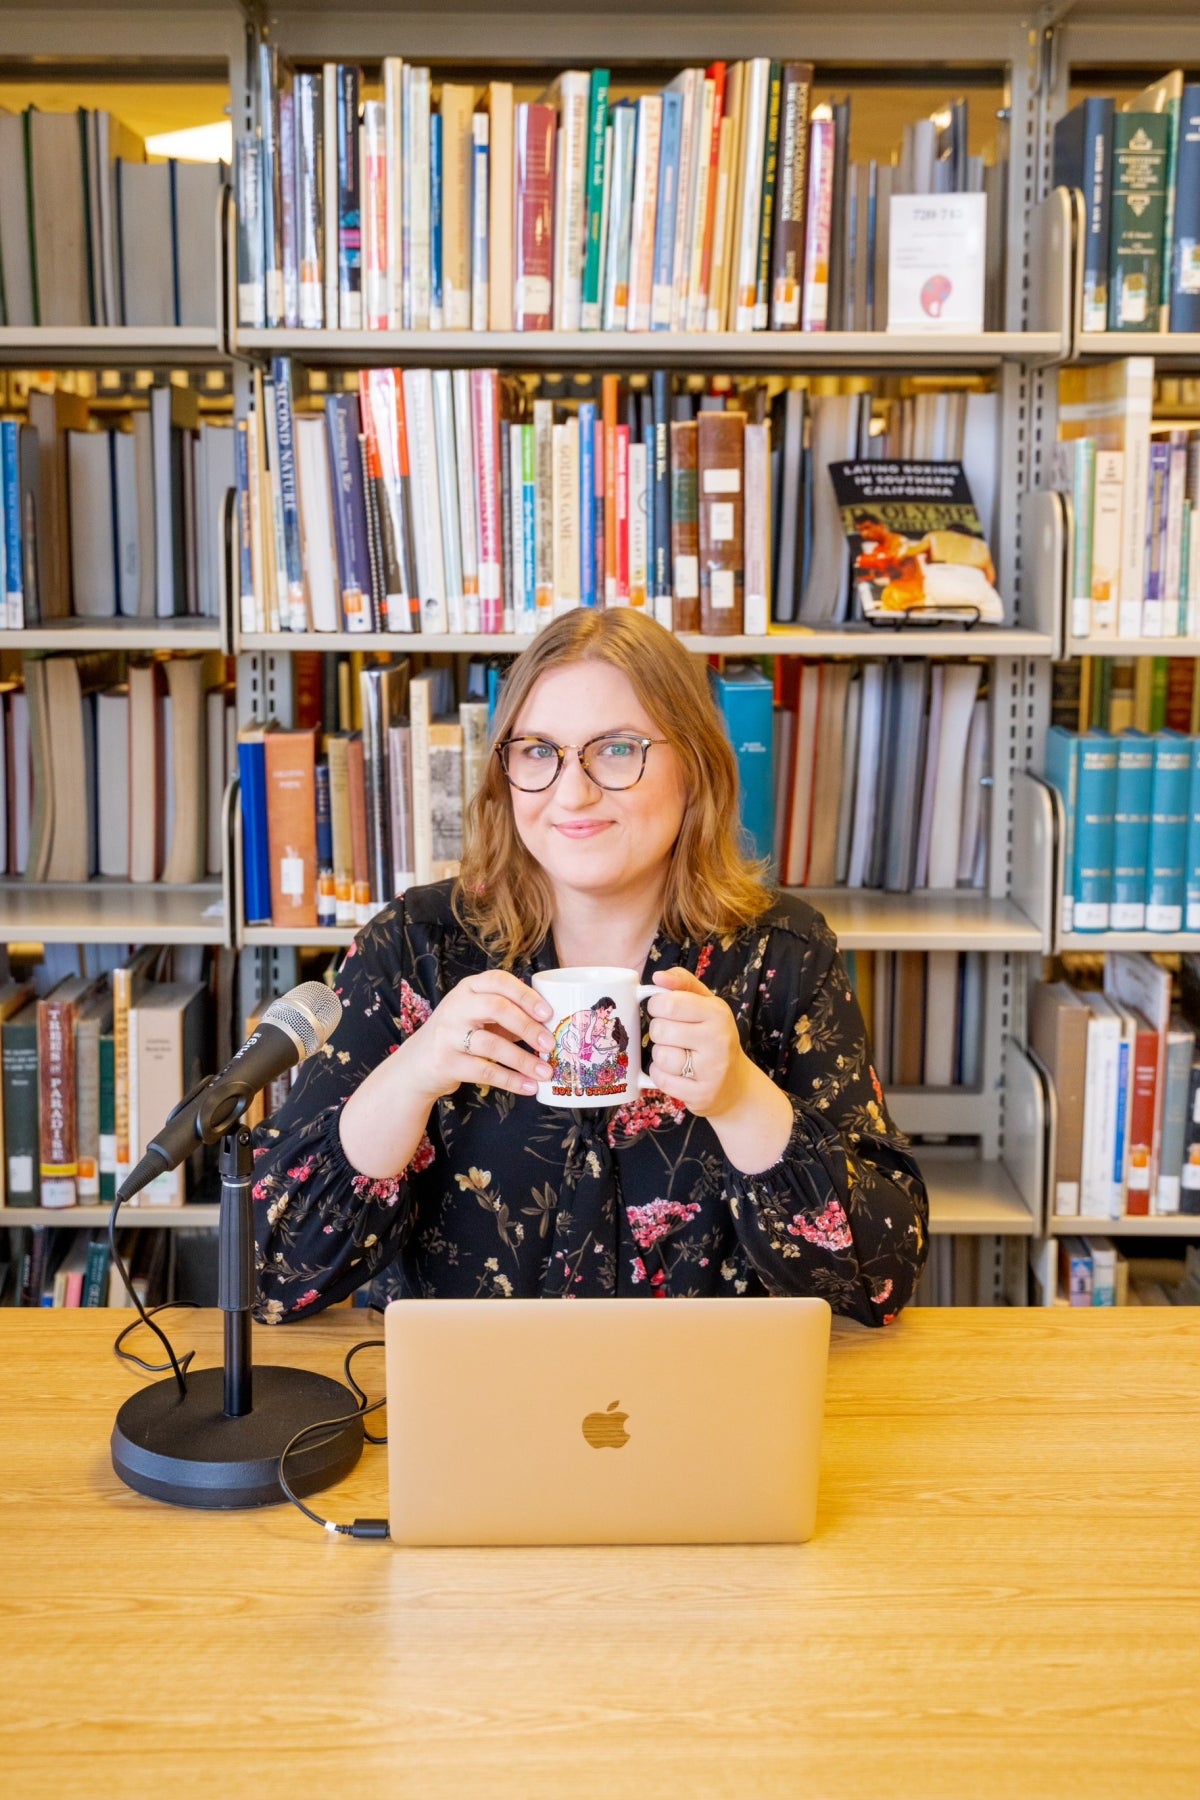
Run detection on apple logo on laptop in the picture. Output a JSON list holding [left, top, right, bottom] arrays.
[[581, 1400, 630, 1450]]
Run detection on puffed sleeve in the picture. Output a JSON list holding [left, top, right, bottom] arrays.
[[252, 898, 438, 1322], [721, 915, 928, 1325]]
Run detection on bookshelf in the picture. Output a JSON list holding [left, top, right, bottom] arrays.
[[0, 0, 1139, 1289]]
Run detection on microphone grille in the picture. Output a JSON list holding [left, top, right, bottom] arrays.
[[262, 981, 344, 1058]]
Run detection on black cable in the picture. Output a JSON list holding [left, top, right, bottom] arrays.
[[277, 1338, 390, 1539], [108, 1192, 195, 1396]]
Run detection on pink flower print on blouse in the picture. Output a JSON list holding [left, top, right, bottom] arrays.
[[626, 1197, 702, 1251], [398, 979, 433, 1036], [607, 1091, 686, 1145], [786, 1198, 854, 1252]]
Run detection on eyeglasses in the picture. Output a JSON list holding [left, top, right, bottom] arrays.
[[495, 733, 668, 792]]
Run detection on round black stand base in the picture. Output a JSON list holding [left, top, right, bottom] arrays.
[[111, 1365, 365, 1509]]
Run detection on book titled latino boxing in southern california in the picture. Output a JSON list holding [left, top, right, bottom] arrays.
[[828, 459, 1005, 626]]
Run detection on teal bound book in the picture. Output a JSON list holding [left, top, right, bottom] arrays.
[[1075, 731, 1118, 932], [1044, 725, 1081, 934], [710, 663, 775, 870], [1147, 730, 1191, 933], [1112, 730, 1153, 931]]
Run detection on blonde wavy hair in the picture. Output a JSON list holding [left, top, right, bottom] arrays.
[[454, 609, 773, 966]]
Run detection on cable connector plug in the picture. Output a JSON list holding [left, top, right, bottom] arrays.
[[348, 1518, 390, 1540]]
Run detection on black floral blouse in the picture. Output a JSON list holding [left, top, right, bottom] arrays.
[[253, 881, 928, 1326]]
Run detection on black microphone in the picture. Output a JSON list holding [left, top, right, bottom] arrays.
[[120, 981, 343, 1201]]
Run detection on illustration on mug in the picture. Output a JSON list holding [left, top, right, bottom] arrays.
[[551, 996, 630, 1098]]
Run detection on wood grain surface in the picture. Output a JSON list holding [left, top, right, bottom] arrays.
[[1, 1308, 1198, 1800]]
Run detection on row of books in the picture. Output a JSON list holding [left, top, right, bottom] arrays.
[[239, 51, 1006, 336], [0, 948, 216, 1210], [0, 386, 231, 626], [1055, 1241, 1200, 1306], [1054, 363, 1200, 640], [721, 658, 989, 890], [1031, 955, 1200, 1220], [3, 1227, 154, 1309], [1051, 654, 1200, 738], [845, 949, 984, 1091], [1044, 725, 1200, 934], [0, 654, 233, 885], [911, 1236, 1008, 1308], [1054, 72, 1200, 334], [239, 358, 1001, 639], [0, 105, 222, 330]]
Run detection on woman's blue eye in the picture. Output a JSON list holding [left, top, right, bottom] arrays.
[[596, 737, 637, 759], [520, 741, 556, 761]]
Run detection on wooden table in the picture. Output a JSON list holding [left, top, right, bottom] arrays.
[[1, 1308, 1198, 1800]]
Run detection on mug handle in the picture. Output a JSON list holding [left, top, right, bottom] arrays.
[[635, 983, 657, 1091]]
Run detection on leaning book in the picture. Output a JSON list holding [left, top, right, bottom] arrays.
[[828, 459, 1005, 625]]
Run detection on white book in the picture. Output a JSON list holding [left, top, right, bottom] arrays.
[[743, 419, 769, 636], [452, 369, 480, 633], [926, 664, 983, 890], [401, 369, 448, 632], [1164, 438, 1188, 633], [626, 94, 662, 332], [834, 672, 862, 885], [957, 695, 989, 887], [408, 671, 436, 885], [1081, 995, 1127, 1219], [471, 112, 490, 334], [733, 59, 770, 333], [68, 432, 118, 618], [406, 66, 432, 330], [361, 369, 413, 632], [508, 421, 526, 627], [112, 428, 140, 619], [487, 82, 514, 332], [431, 370, 465, 633], [360, 100, 389, 331], [922, 953, 961, 1088], [550, 71, 590, 332], [294, 415, 340, 631], [552, 418, 582, 612], [846, 663, 885, 888], [96, 688, 130, 878], [799, 392, 862, 625]]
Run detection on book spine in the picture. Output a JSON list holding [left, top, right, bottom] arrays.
[[3, 421, 23, 628], [753, 62, 782, 329], [235, 136, 266, 329], [615, 423, 630, 603], [602, 106, 637, 332], [38, 997, 77, 1207], [627, 96, 662, 332], [1165, 437, 1189, 631], [1147, 733, 1190, 932], [734, 62, 768, 332], [383, 58, 403, 330], [1125, 1024, 1157, 1215], [75, 1022, 101, 1202], [259, 45, 283, 328], [1187, 738, 1200, 930], [1170, 87, 1200, 332], [650, 372, 671, 619], [388, 722, 415, 892], [697, 409, 745, 634], [1111, 736, 1152, 929], [514, 104, 556, 331], [471, 113, 490, 334], [98, 1032, 116, 1203], [3, 1015, 39, 1205], [1181, 1052, 1200, 1214], [361, 100, 389, 331], [336, 65, 363, 330], [534, 399, 555, 620], [578, 402, 597, 609], [324, 395, 372, 631], [1066, 438, 1096, 640], [800, 117, 834, 332], [651, 91, 682, 331], [499, 419, 514, 630], [770, 64, 813, 330], [670, 418, 700, 633], [507, 421, 525, 629], [1142, 441, 1171, 636], [1090, 447, 1122, 639], [628, 435, 647, 610], [279, 84, 299, 328], [1081, 98, 1114, 333], [237, 737, 272, 924], [553, 75, 589, 333], [271, 359, 307, 631], [451, 368, 480, 632], [1074, 735, 1117, 931], [296, 73, 324, 329], [520, 423, 537, 631], [429, 110, 444, 331], [472, 369, 503, 632], [743, 419, 769, 636], [581, 70, 611, 330], [1108, 111, 1168, 333]]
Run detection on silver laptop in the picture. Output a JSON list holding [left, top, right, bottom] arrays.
[[384, 1296, 831, 1546]]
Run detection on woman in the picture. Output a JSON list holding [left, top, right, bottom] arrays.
[[253, 610, 927, 1323]]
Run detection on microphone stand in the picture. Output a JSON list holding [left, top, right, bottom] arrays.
[[111, 1084, 365, 1510]]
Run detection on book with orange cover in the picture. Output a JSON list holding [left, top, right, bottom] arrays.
[[697, 409, 745, 634], [263, 725, 318, 928]]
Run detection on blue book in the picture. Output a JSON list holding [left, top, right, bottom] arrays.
[[651, 89, 682, 330], [578, 402, 597, 607], [520, 423, 536, 613], [1170, 85, 1200, 332], [1147, 730, 1191, 932], [1144, 441, 1170, 611], [1075, 731, 1118, 932], [237, 728, 273, 925], [323, 394, 372, 630], [471, 122, 489, 329], [270, 357, 305, 630], [1187, 737, 1200, 931], [314, 760, 333, 868], [1044, 725, 1081, 934], [1052, 96, 1114, 334], [1112, 731, 1153, 930], [429, 111, 443, 326], [1, 420, 22, 629], [709, 663, 774, 867]]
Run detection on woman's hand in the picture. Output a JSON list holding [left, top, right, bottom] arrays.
[[406, 971, 556, 1101], [646, 967, 794, 1174]]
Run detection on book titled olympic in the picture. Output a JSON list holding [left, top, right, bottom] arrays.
[[829, 459, 1005, 625]]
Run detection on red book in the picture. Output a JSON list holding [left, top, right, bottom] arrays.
[[471, 369, 503, 633], [696, 63, 727, 327], [602, 374, 619, 603], [615, 424, 630, 603], [514, 103, 556, 330], [1125, 1009, 1158, 1216]]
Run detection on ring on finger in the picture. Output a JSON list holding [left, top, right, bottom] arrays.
[[461, 1028, 475, 1055], [681, 1046, 696, 1080]]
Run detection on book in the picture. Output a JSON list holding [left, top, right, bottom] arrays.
[[709, 663, 773, 866], [829, 460, 1003, 625], [263, 727, 318, 929], [697, 409, 744, 634], [1053, 97, 1115, 334], [1107, 111, 1170, 332]]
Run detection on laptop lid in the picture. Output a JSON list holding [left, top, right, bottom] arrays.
[[384, 1296, 831, 1546]]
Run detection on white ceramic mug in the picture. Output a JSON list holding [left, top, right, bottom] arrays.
[[531, 966, 656, 1110]]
